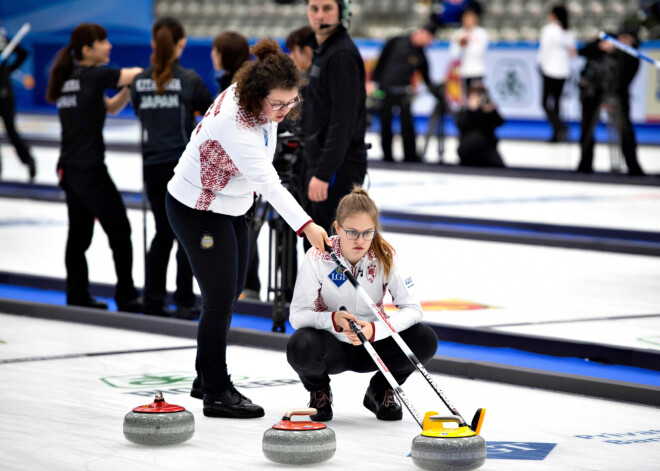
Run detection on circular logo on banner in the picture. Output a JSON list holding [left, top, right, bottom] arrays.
[[492, 59, 531, 106]]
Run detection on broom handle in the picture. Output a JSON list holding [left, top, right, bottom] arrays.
[[327, 244, 467, 426], [598, 32, 660, 69], [342, 312, 424, 428], [0, 23, 31, 64]]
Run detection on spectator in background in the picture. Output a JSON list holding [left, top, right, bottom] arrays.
[[130, 17, 213, 318], [449, 2, 488, 94], [577, 25, 644, 175], [368, 24, 442, 163], [454, 81, 505, 168], [302, 0, 368, 245], [538, 5, 576, 143], [0, 19, 36, 181], [429, 0, 476, 29], [286, 26, 314, 73], [46, 23, 143, 311], [211, 31, 250, 94]]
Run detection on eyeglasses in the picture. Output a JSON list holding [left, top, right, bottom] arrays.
[[265, 95, 300, 111], [340, 226, 377, 241]]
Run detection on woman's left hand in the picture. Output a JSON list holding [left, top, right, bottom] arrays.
[[302, 222, 331, 252], [346, 319, 373, 346]]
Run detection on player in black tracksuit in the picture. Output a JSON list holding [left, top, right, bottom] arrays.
[[370, 26, 440, 163], [130, 18, 213, 317], [302, 18, 367, 246], [46, 23, 143, 311], [0, 24, 36, 180]]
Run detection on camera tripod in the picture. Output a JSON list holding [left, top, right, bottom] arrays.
[[603, 99, 625, 174], [246, 134, 301, 332], [421, 96, 447, 163]]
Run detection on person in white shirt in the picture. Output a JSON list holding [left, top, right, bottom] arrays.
[[538, 5, 576, 142], [166, 38, 330, 419], [449, 3, 489, 95], [286, 187, 438, 422]]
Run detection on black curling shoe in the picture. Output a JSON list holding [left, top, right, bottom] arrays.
[[363, 385, 403, 421], [190, 376, 203, 400], [203, 384, 264, 418], [116, 297, 144, 313], [308, 386, 333, 421], [67, 295, 108, 310]]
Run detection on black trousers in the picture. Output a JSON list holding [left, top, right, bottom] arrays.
[[166, 192, 248, 400], [143, 162, 195, 309], [303, 162, 366, 251], [59, 164, 138, 304], [541, 74, 566, 137], [287, 323, 438, 392], [379, 93, 416, 162], [458, 131, 505, 167], [578, 95, 643, 175], [0, 93, 33, 167]]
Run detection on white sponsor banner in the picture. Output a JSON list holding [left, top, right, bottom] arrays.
[[358, 40, 653, 124]]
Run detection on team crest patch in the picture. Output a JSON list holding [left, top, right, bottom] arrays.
[[367, 263, 377, 283], [328, 267, 347, 287]]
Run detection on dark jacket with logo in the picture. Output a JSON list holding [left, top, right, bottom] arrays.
[[303, 27, 367, 183], [130, 62, 212, 166]]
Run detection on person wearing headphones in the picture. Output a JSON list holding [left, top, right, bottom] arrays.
[[301, 0, 368, 248]]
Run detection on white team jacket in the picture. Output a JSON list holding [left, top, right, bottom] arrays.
[[289, 236, 423, 344], [168, 83, 312, 234]]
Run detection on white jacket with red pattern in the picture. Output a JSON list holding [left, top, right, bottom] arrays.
[[168, 83, 312, 234], [289, 236, 423, 343]]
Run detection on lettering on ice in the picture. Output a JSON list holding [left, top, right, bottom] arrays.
[[575, 429, 660, 445]]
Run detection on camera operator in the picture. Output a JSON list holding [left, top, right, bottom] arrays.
[[577, 25, 644, 176], [454, 81, 505, 167]]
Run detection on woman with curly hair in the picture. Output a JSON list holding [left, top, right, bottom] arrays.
[[166, 38, 329, 418]]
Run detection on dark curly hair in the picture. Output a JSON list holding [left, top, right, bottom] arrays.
[[233, 38, 307, 121]]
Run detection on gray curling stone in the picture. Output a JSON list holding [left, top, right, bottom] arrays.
[[123, 391, 195, 446], [411, 415, 487, 471], [263, 408, 336, 465]]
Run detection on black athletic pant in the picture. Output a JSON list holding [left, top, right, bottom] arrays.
[[166, 192, 248, 401], [0, 94, 33, 166], [379, 93, 417, 162], [287, 323, 438, 392], [59, 164, 138, 304], [143, 162, 195, 309], [458, 131, 505, 168], [578, 95, 643, 175], [303, 162, 366, 252], [541, 74, 566, 138]]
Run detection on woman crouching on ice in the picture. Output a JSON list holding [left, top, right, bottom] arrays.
[[287, 187, 438, 421]]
